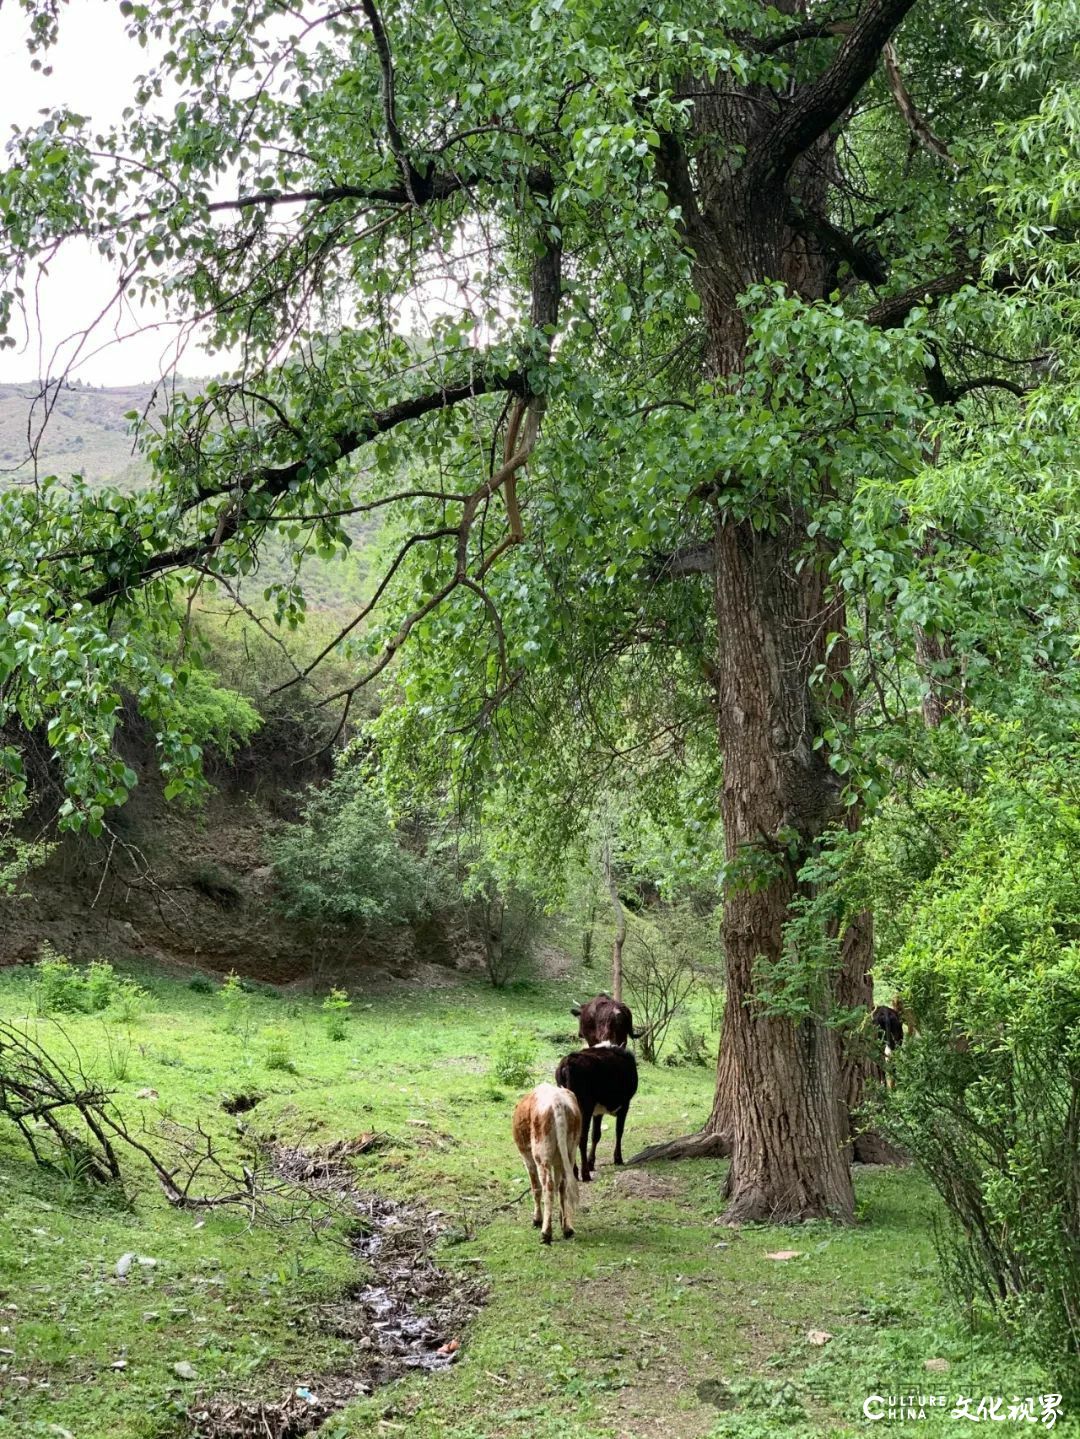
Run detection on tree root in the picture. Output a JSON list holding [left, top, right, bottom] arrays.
[[628, 1126, 907, 1169], [852, 1130, 908, 1166], [627, 1130, 732, 1164]]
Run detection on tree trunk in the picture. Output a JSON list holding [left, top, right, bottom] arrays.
[[708, 517, 854, 1221], [629, 0, 920, 1215], [602, 835, 625, 1003]]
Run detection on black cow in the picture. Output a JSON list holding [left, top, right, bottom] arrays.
[[570, 993, 636, 1048], [871, 1004, 904, 1088], [555, 1044, 638, 1182], [872, 1004, 904, 1058]]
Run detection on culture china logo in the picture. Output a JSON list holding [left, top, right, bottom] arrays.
[[861, 1394, 1064, 1426]]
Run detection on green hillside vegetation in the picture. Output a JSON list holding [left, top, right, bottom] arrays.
[[1, 2, 1079, 1435]]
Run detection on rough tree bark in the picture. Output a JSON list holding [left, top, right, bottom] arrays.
[[631, 0, 920, 1220]]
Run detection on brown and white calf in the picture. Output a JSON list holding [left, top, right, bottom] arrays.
[[511, 1083, 582, 1244], [570, 993, 636, 1048], [554, 1044, 638, 1182]]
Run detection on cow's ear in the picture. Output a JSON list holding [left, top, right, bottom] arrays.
[[570, 1006, 581, 1017]]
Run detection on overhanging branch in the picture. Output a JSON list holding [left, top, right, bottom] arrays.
[[83, 367, 525, 606], [882, 42, 955, 164], [750, 0, 920, 182]]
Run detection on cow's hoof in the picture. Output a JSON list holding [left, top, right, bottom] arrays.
[[531, 1216, 542, 1227], [581, 1172, 592, 1183], [563, 1228, 575, 1240], [614, 1156, 624, 1166], [540, 1231, 552, 1245]]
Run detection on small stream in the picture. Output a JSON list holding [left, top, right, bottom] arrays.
[[187, 1144, 484, 1439]]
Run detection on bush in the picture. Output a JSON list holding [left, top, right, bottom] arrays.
[[85, 961, 117, 1013], [622, 905, 718, 1063], [33, 949, 147, 1020], [270, 765, 438, 933], [109, 978, 149, 1025], [869, 773, 1080, 1361], [171, 667, 262, 762], [666, 1019, 710, 1068], [489, 1027, 536, 1088], [34, 946, 86, 1015], [462, 876, 541, 988], [263, 1027, 296, 1072], [322, 987, 351, 1041]]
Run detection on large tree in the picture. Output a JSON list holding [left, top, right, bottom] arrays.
[[2, 0, 1076, 1220]]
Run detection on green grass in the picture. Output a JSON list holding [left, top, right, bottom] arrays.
[[0, 962, 1076, 1439]]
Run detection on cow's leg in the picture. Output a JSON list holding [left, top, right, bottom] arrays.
[[613, 1106, 628, 1165], [588, 1112, 603, 1171], [522, 1152, 542, 1227], [538, 1162, 555, 1244], [559, 1169, 575, 1239], [578, 1103, 594, 1182]]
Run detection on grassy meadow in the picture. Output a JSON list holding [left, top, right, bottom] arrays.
[[0, 962, 1074, 1439]]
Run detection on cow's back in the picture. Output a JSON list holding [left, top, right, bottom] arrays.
[[557, 1046, 638, 1110]]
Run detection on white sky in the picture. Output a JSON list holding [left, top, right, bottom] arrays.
[[0, 2, 480, 391], [0, 1, 209, 386]]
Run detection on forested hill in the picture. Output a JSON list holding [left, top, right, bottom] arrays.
[[0, 380, 156, 488]]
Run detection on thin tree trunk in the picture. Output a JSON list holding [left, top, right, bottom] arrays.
[[602, 835, 625, 1003]]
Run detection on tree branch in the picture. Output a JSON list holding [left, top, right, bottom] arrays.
[[881, 42, 955, 164], [924, 356, 1032, 405], [865, 268, 975, 329], [201, 176, 465, 215], [750, 0, 920, 183], [359, 0, 431, 204], [786, 201, 888, 286], [652, 131, 708, 246], [82, 367, 525, 606], [750, 18, 855, 54]]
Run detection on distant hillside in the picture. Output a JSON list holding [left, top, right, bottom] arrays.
[[0, 380, 156, 487], [0, 379, 377, 612]]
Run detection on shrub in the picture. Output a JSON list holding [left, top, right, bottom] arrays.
[[462, 874, 541, 989], [219, 972, 253, 1038], [85, 961, 118, 1013], [32, 949, 148, 1021], [322, 987, 351, 1041], [109, 978, 149, 1025], [188, 974, 216, 995], [270, 765, 438, 932], [34, 946, 86, 1015], [172, 666, 261, 761], [489, 1027, 536, 1088], [263, 1027, 296, 1072], [622, 905, 716, 1063], [666, 1019, 710, 1068], [870, 773, 1080, 1361]]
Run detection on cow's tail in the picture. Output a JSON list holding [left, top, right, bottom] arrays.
[[555, 1099, 579, 1210]]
